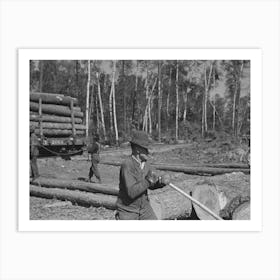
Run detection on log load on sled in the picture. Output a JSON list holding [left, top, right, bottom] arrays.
[[30, 92, 86, 158]]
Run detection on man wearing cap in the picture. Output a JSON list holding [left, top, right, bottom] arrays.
[[30, 125, 39, 180], [116, 130, 170, 220]]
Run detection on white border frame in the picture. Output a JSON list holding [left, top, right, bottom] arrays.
[[19, 49, 262, 232]]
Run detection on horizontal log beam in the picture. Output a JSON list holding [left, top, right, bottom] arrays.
[[30, 92, 78, 105], [35, 128, 85, 136], [100, 161, 250, 175], [30, 102, 83, 118], [30, 121, 86, 130], [30, 113, 83, 124], [32, 177, 119, 196], [30, 185, 117, 210]]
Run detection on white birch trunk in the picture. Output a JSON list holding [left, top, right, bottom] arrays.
[[175, 61, 179, 141], [112, 60, 118, 142], [96, 71, 106, 138], [86, 60, 91, 137]]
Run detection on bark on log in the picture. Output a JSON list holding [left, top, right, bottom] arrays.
[[30, 113, 83, 124], [30, 185, 117, 210], [205, 163, 249, 169], [30, 121, 86, 130], [100, 161, 250, 175], [30, 92, 78, 105], [35, 129, 85, 136], [232, 201, 250, 220], [32, 177, 119, 196], [30, 102, 83, 118]]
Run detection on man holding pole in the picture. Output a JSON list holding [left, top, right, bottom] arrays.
[[30, 124, 39, 181], [116, 130, 170, 220]]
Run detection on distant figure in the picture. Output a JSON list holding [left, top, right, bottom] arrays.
[[88, 134, 101, 183], [115, 130, 170, 220], [30, 125, 39, 181]]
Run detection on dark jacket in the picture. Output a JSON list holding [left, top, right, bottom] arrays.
[[116, 156, 162, 214]]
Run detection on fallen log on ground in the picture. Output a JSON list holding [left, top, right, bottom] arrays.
[[204, 163, 249, 169], [30, 185, 117, 210], [30, 121, 86, 130], [30, 113, 83, 124], [30, 92, 78, 106], [35, 128, 84, 136], [30, 102, 83, 118], [32, 177, 119, 196], [30, 182, 193, 219], [100, 161, 250, 175]]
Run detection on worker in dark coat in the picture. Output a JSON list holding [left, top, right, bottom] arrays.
[[116, 130, 170, 220], [88, 134, 101, 183], [30, 124, 39, 180]]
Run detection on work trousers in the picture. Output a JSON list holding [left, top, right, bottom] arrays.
[[115, 203, 157, 220], [30, 156, 39, 179]]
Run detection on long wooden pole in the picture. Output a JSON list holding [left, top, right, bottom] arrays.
[[168, 183, 222, 220]]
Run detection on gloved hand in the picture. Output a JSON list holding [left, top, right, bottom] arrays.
[[159, 174, 171, 186], [145, 170, 159, 185]]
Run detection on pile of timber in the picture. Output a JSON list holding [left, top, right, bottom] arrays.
[[30, 92, 85, 137]]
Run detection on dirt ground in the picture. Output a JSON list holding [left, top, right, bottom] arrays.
[[30, 141, 250, 220]]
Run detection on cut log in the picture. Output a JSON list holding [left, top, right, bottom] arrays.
[[205, 163, 249, 169], [30, 92, 78, 105], [35, 128, 84, 136], [30, 102, 83, 118], [232, 201, 250, 220], [32, 177, 119, 196], [30, 121, 86, 130], [100, 161, 250, 175], [30, 113, 83, 124], [30, 185, 117, 210], [191, 182, 221, 220]]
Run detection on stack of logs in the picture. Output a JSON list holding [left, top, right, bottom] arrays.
[[30, 92, 85, 137]]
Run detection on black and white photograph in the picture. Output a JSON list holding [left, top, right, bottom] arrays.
[[21, 50, 259, 226]]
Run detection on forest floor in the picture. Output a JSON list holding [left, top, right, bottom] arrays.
[[30, 140, 250, 220]]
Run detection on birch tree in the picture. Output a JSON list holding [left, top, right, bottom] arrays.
[[111, 60, 118, 142], [96, 71, 106, 138], [85, 60, 91, 137], [175, 60, 179, 141]]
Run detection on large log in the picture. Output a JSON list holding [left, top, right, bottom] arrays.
[[30, 102, 84, 118], [191, 183, 220, 220], [30, 185, 117, 210], [30, 92, 78, 105], [35, 128, 85, 136], [100, 161, 250, 175], [30, 121, 86, 130], [32, 177, 119, 196], [30, 113, 83, 124]]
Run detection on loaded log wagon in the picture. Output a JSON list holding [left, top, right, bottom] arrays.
[[30, 92, 86, 158]]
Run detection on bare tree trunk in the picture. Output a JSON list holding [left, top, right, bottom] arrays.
[[96, 72, 106, 139], [112, 61, 118, 143], [175, 61, 179, 141], [158, 61, 162, 142], [143, 63, 149, 133], [122, 61, 126, 133], [233, 61, 244, 137], [132, 60, 138, 124], [86, 60, 91, 137], [109, 78, 113, 135], [39, 61, 44, 92], [183, 90, 187, 122], [212, 70, 216, 131], [167, 67, 172, 131]]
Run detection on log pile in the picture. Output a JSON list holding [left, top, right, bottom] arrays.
[[30, 92, 85, 137]]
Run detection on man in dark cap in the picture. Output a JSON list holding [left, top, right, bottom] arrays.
[[30, 124, 39, 180], [88, 134, 101, 183], [116, 130, 170, 220]]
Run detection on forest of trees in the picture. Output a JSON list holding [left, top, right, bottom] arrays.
[[30, 60, 250, 144]]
